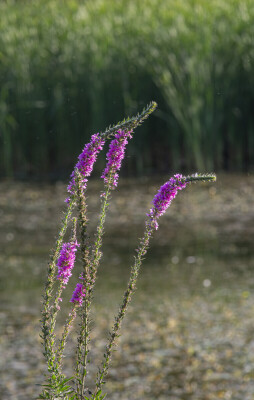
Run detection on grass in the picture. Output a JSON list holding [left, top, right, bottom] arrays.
[[0, 0, 254, 177]]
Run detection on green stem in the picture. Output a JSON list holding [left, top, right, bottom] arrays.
[[56, 305, 78, 370], [102, 101, 157, 140], [74, 172, 92, 397], [93, 223, 154, 398], [41, 199, 75, 372], [79, 296, 90, 399], [49, 218, 78, 343], [90, 185, 111, 284], [78, 184, 111, 398], [75, 175, 113, 398], [185, 173, 216, 183]]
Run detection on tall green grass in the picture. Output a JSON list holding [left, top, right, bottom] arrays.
[[0, 0, 253, 178]]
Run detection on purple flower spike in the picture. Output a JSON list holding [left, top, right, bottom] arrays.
[[147, 174, 187, 229], [66, 133, 105, 202], [101, 130, 133, 190], [57, 240, 79, 286], [70, 283, 86, 306]]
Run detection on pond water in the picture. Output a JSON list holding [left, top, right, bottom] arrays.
[[0, 174, 253, 400]]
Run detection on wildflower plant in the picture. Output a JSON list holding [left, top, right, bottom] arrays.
[[39, 101, 216, 400]]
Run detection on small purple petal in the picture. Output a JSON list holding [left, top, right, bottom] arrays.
[[70, 283, 86, 306], [57, 240, 79, 286], [66, 133, 105, 202], [147, 174, 187, 229], [101, 130, 132, 190]]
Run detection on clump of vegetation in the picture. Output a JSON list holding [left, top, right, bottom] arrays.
[[0, 0, 253, 178], [39, 102, 216, 399]]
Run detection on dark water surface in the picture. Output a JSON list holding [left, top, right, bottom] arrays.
[[0, 174, 253, 399]]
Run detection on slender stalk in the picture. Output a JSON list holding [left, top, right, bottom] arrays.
[[75, 170, 118, 397], [41, 199, 75, 369], [74, 170, 112, 397], [93, 222, 153, 398], [76, 183, 112, 398], [75, 170, 91, 282], [79, 297, 90, 399], [49, 218, 78, 342], [90, 184, 111, 284], [56, 305, 79, 371], [75, 171, 92, 397], [76, 298, 91, 398], [185, 173, 216, 184], [101, 101, 157, 140]]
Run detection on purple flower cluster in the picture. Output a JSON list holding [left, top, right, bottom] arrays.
[[70, 283, 86, 306], [66, 133, 105, 202], [101, 130, 133, 190], [57, 240, 79, 286], [147, 174, 187, 230]]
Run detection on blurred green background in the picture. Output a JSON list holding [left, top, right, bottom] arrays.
[[0, 0, 254, 180]]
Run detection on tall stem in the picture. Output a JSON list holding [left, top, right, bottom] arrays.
[[56, 305, 78, 370], [75, 174, 112, 398], [41, 199, 75, 370], [49, 218, 78, 341], [93, 223, 153, 397], [80, 185, 111, 398], [90, 185, 111, 283], [74, 172, 91, 398]]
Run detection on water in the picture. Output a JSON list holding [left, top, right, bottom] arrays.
[[0, 174, 253, 399]]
